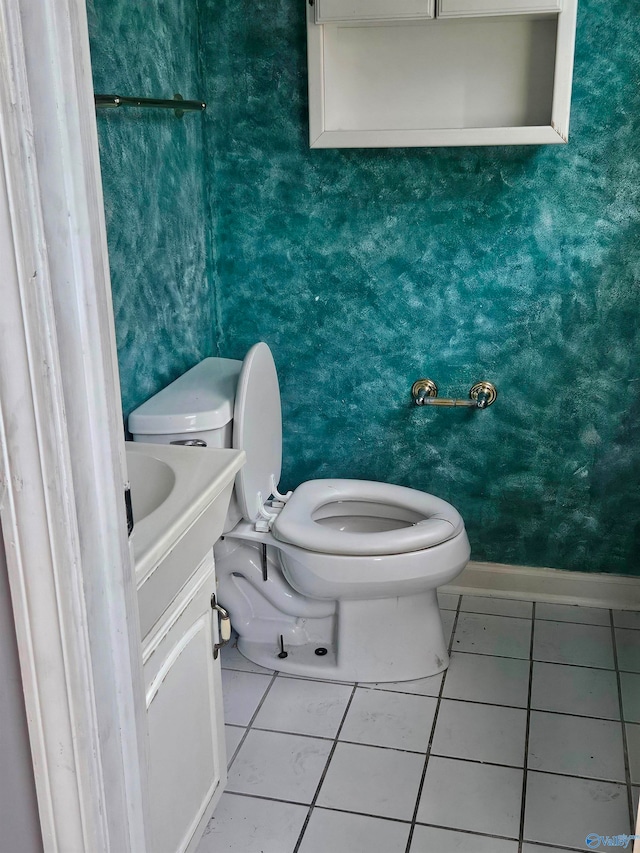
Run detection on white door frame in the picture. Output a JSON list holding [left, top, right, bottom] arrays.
[[0, 0, 148, 850]]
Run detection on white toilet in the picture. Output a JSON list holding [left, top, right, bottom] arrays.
[[129, 342, 470, 683]]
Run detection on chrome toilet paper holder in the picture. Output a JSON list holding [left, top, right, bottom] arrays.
[[412, 379, 497, 409]]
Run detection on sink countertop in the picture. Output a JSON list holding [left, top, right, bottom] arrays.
[[126, 442, 245, 585]]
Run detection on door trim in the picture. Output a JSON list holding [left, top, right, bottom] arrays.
[[0, 0, 148, 849]]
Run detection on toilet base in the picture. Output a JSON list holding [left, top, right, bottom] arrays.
[[237, 589, 449, 683]]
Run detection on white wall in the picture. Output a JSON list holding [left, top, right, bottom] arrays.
[[0, 534, 43, 853]]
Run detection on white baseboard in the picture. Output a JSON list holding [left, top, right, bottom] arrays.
[[441, 561, 640, 611]]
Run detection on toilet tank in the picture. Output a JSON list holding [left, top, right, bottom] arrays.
[[128, 357, 243, 448]]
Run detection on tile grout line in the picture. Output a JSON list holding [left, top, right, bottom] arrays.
[[225, 670, 279, 771], [403, 597, 462, 853], [517, 599, 535, 853], [222, 645, 638, 677], [291, 682, 359, 853], [242, 717, 633, 781], [222, 665, 352, 686], [610, 610, 635, 832], [211, 790, 589, 851], [458, 609, 612, 627], [513, 841, 590, 853], [232, 688, 627, 726], [409, 819, 583, 852], [229, 722, 631, 782], [246, 728, 428, 755], [215, 789, 312, 809]]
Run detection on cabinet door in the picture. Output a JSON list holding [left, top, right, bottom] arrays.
[[143, 556, 226, 853], [315, 0, 434, 24], [437, 0, 561, 17]]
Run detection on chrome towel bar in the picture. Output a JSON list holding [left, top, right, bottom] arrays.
[[94, 93, 206, 116]]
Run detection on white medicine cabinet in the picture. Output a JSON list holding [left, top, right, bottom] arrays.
[[307, 0, 578, 147]]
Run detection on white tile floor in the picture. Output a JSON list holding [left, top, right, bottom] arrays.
[[197, 594, 639, 853]]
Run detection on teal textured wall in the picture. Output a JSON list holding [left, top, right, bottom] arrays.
[[88, 0, 640, 574], [87, 0, 214, 420], [201, 0, 640, 574]]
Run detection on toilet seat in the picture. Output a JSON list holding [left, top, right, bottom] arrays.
[[272, 479, 464, 556]]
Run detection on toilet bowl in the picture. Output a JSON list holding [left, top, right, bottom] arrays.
[[273, 479, 466, 599], [129, 342, 470, 683]]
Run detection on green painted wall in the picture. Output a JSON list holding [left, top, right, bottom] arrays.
[[87, 0, 214, 420], [201, 0, 640, 574], [88, 0, 640, 574]]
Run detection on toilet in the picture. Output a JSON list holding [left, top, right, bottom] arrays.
[[129, 343, 470, 683]]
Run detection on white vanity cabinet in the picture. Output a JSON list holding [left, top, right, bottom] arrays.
[[307, 0, 578, 148], [142, 551, 226, 853], [126, 442, 244, 853]]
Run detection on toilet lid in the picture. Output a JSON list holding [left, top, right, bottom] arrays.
[[233, 342, 283, 522]]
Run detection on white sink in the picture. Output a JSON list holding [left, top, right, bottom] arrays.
[[126, 441, 245, 636], [128, 452, 177, 522]]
